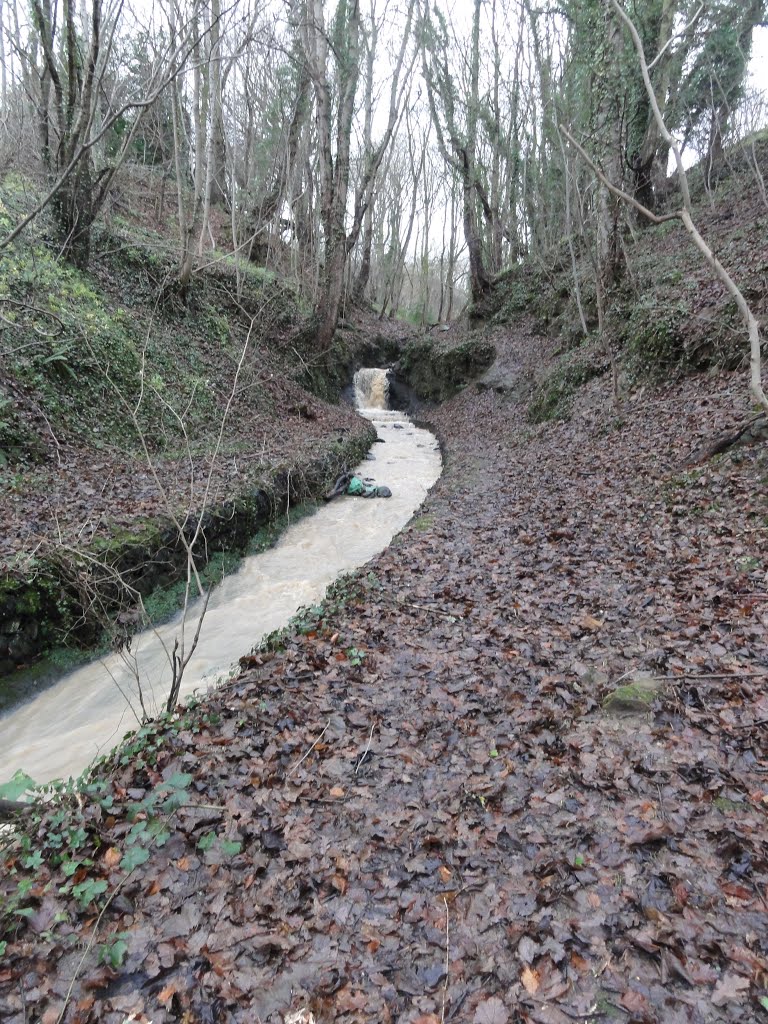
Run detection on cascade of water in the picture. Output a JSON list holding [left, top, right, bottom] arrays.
[[354, 367, 390, 410]]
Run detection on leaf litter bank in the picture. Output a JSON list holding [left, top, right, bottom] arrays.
[[2, 323, 768, 1023]]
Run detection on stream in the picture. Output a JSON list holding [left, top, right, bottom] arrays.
[[0, 370, 441, 785]]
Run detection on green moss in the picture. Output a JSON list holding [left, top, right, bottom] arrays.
[[89, 520, 162, 556], [528, 359, 604, 423], [412, 513, 435, 532], [713, 797, 744, 813], [621, 297, 691, 382], [602, 676, 661, 715], [141, 549, 243, 624], [398, 335, 496, 401]]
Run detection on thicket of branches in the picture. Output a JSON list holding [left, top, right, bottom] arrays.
[[0, 0, 765, 335]]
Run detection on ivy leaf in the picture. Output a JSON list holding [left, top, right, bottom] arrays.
[[0, 771, 37, 802], [197, 831, 216, 852], [103, 938, 128, 969], [71, 878, 108, 909], [122, 846, 150, 871], [162, 772, 193, 791], [147, 820, 171, 847], [219, 839, 242, 858]]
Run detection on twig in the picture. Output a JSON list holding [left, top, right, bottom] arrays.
[[440, 896, 450, 1023], [647, 2, 703, 71], [54, 858, 139, 1024], [355, 724, 375, 775], [402, 638, 429, 650], [177, 803, 228, 812], [54, 802, 185, 1024], [609, 669, 634, 687], [396, 598, 464, 621], [661, 673, 767, 682], [287, 720, 331, 778]]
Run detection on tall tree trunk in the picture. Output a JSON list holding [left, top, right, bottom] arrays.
[[464, 0, 492, 300], [598, 2, 625, 291]]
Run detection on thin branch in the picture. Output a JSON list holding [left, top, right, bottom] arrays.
[[440, 896, 450, 1023], [287, 720, 331, 778], [355, 723, 375, 775], [559, 126, 677, 226], [647, 2, 704, 71]]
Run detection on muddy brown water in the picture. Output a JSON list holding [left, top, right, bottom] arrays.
[[0, 370, 441, 785]]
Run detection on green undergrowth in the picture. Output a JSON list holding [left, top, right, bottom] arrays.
[[0, 702, 235, 950], [0, 176, 308, 468], [479, 141, 767, 399], [0, 574, 391, 947], [528, 357, 605, 423]]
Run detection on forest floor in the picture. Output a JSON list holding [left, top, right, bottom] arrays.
[[2, 318, 768, 1023]]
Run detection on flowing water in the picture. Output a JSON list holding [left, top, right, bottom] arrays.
[[0, 370, 440, 785]]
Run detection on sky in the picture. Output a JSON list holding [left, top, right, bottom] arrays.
[[749, 26, 768, 91]]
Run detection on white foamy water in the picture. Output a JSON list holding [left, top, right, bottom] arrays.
[[1, 378, 440, 784], [354, 367, 389, 410]]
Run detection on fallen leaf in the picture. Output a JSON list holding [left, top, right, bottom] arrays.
[[712, 973, 750, 1007], [473, 996, 509, 1024], [521, 966, 540, 995]]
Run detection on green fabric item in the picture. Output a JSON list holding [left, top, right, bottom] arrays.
[[346, 476, 364, 495]]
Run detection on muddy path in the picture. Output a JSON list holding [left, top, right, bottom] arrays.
[[1, 324, 767, 1023]]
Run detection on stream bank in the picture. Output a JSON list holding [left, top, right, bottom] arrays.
[[0, 425, 376, 703], [0, 387, 441, 784]]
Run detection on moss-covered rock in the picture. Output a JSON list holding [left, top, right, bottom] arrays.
[[397, 334, 496, 402], [602, 673, 661, 715]]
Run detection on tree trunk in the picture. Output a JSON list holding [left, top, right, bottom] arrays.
[[598, 4, 625, 291], [53, 157, 94, 269], [315, 231, 348, 351], [353, 200, 374, 303]]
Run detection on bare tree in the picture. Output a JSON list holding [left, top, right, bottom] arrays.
[[0, 0, 214, 267], [288, 0, 414, 349], [562, 0, 768, 415]]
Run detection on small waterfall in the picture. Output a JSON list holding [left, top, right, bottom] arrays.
[[354, 367, 390, 410]]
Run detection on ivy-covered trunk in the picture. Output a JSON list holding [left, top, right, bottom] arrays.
[[51, 159, 95, 270]]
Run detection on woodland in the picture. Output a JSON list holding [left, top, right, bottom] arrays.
[[1, 0, 768, 1022]]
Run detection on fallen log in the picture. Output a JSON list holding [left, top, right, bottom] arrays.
[[684, 414, 768, 465]]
